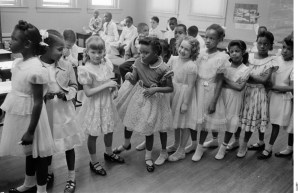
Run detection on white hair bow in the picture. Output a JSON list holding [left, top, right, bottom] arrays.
[[39, 29, 49, 46]]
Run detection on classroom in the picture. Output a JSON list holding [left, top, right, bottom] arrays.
[[0, 0, 294, 193]]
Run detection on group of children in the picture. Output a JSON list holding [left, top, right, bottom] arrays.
[[0, 14, 293, 193]]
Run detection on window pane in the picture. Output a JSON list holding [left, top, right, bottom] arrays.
[[191, 0, 226, 17], [151, 0, 177, 13], [0, 0, 16, 5], [42, 0, 71, 7], [92, 0, 113, 6]]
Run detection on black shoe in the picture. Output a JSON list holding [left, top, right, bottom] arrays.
[[257, 150, 272, 160], [104, 153, 125, 163], [145, 159, 155, 173], [64, 180, 76, 193], [89, 162, 107, 176], [248, 143, 265, 151], [112, 144, 131, 154], [275, 151, 293, 158], [9, 186, 37, 193]]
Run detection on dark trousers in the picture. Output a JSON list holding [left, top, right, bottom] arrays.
[[119, 60, 135, 82]]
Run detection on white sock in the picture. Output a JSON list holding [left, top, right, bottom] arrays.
[[287, 145, 293, 150], [90, 154, 98, 164], [37, 184, 47, 193], [68, 170, 76, 182], [17, 175, 36, 191], [161, 149, 167, 154], [105, 146, 113, 155], [48, 164, 53, 174], [145, 150, 152, 160], [259, 140, 265, 145]]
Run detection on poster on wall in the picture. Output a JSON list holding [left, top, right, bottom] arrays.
[[233, 3, 259, 30]]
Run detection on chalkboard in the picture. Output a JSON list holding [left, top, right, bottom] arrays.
[[268, 0, 293, 42]]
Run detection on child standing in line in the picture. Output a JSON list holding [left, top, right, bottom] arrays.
[[113, 37, 173, 170], [257, 35, 293, 159], [190, 24, 230, 161], [77, 36, 125, 176], [166, 36, 199, 162], [149, 16, 164, 39], [40, 29, 85, 193], [62, 29, 79, 67], [237, 31, 278, 158], [0, 20, 55, 193], [214, 40, 251, 160]]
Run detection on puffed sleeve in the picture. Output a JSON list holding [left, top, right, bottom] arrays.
[[28, 67, 49, 84], [105, 58, 115, 79], [217, 53, 230, 69], [166, 55, 175, 70], [77, 66, 93, 85]]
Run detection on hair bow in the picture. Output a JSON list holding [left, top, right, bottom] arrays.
[[39, 29, 49, 46]]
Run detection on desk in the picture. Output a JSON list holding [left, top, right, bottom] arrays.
[[0, 81, 11, 126], [0, 49, 11, 61], [0, 60, 13, 81], [76, 32, 91, 47]]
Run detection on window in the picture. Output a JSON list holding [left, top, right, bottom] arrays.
[[88, 0, 119, 9], [38, 0, 77, 8], [0, 0, 24, 7], [190, 0, 227, 18], [151, 0, 178, 13]]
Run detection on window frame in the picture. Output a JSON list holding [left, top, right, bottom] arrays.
[[150, 0, 179, 14], [88, 0, 119, 9], [37, 0, 78, 8], [189, 0, 228, 18], [0, 0, 26, 7]]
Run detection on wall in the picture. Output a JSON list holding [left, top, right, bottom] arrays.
[[135, 0, 293, 43], [0, 0, 138, 35]]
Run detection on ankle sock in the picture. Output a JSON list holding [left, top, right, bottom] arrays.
[[145, 150, 152, 160], [90, 154, 98, 164], [68, 170, 76, 182], [124, 139, 131, 147], [105, 146, 113, 155], [17, 175, 36, 192], [37, 184, 47, 193]]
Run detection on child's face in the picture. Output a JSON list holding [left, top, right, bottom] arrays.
[[9, 29, 26, 54], [140, 44, 157, 64], [174, 26, 186, 39], [229, 45, 243, 64], [139, 26, 149, 38], [178, 40, 192, 60], [281, 42, 293, 61], [94, 12, 99, 18], [46, 38, 64, 62], [169, 19, 177, 31], [256, 36, 271, 56], [104, 13, 111, 22], [125, 18, 133, 28], [204, 29, 220, 51], [65, 40, 75, 50], [87, 48, 105, 64], [150, 19, 158, 29]]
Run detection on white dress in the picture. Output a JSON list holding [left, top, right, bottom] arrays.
[[44, 63, 85, 153], [0, 58, 55, 158], [76, 60, 123, 136]]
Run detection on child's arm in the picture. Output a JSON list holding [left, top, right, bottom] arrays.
[[125, 64, 139, 85], [208, 74, 224, 114], [21, 84, 44, 145], [181, 72, 197, 114], [89, 18, 95, 31], [59, 65, 78, 101], [271, 81, 293, 93], [83, 80, 118, 97], [248, 67, 276, 84], [143, 77, 173, 98], [224, 77, 247, 91]]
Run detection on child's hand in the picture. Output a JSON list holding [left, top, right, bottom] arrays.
[[45, 93, 55, 100], [164, 70, 174, 78], [63, 48, 71, 58], [125, 72, 134, 80], [143, 87, 157, 98], [180, 103, 188, 114], [57, 92, 67, 101], [112, 89, 118, 99], [105, 81, 118, 89], [207, 101, 216, 114], [20, 131, 34, 145]]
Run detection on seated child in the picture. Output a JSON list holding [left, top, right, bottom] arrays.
[[88, 9, 103, 35], [188, 25, 206, 50], [62, 29, 79, 67], [164, 17, 177, 44], [101, 12, 119, 43], [149, 16, 164, 39]]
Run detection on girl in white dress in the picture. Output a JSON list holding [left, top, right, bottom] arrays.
[[215, 40, 251, 160], [237, 31, 278, 158], [190, 24, 230, 161], [0, 20, 55, 193], [258, 34, 293, 159], [40, 29, 85, 193], [77, 36, 124, 176]]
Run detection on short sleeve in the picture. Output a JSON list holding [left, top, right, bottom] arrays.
[[166, 55, 176, 70], [28, 67, 49, 84], [105, 58, 115, 79], [77, 66, 93, 85], [217, 53, 230, 69]]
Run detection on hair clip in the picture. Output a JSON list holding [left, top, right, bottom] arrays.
[[39, 29, 49, 47]]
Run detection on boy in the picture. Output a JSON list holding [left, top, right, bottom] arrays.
[[149, 16, 164, 39], [169, 24, 187, 56], [188, 25, 206, 50]]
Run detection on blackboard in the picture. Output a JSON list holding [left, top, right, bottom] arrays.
[[268, 0, 293, 42]]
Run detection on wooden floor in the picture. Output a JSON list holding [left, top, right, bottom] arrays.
[[0, 125, 293, 193]]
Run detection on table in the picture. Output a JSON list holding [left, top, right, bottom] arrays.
[[0, 60, 13, 81], [76, 32, 91, 47], [0, 49, 11, 61]]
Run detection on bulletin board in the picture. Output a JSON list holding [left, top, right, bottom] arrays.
[[268, 0, 293, 42]]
